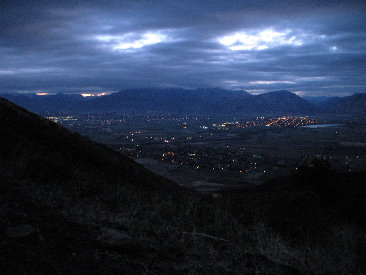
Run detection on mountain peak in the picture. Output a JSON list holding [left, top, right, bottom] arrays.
[[263, 90, 293, 96], [253, 90, 318, 114]]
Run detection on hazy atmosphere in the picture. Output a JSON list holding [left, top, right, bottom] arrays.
[[2, 1, 366, 274], [1, 0, 366, 96]]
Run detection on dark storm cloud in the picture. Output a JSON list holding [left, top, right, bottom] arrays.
[[1, 0, 366, 96]]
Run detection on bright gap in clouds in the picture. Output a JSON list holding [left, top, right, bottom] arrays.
[[218, 29, 303, 51], [96, 32, 167, 50], [249, 80, 296, 85]]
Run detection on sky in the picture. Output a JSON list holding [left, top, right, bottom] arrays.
[[1, 0, 366, 97]]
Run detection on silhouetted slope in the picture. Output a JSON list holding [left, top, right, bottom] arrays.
[[0, 97, 186, 196], [0, 97, 196, 273], [0, 93, 84, 114]]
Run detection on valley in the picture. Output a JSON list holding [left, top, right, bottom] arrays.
[[49, 113, 366, 192]]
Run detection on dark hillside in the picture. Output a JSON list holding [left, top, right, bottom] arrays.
[[221, 159, 366, 233], [0, 97, 184, 197], [219, 159, 366, 274]]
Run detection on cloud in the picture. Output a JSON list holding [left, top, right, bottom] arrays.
[[218, 29, 304, 51], [95, 31, 169, 50], [0, 0, 366, 96]]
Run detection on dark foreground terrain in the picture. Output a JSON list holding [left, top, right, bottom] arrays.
[[1, 97, 365, 274]]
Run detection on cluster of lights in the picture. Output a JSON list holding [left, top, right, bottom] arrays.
[[81, 92, 107, 98]]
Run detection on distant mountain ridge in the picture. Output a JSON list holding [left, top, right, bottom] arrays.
[[81, 88, 258, 115], [1, 88, 365, 116], [324, 93, 366, 115], [75, 89, 319, 115]]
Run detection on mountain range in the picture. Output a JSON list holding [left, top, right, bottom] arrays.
[[2, 88, 365, 116]]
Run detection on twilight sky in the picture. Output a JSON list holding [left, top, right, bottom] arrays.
[[1, 0, 366, 96]]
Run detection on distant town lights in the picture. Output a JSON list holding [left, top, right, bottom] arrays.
[[81, 92, 107, 97]]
